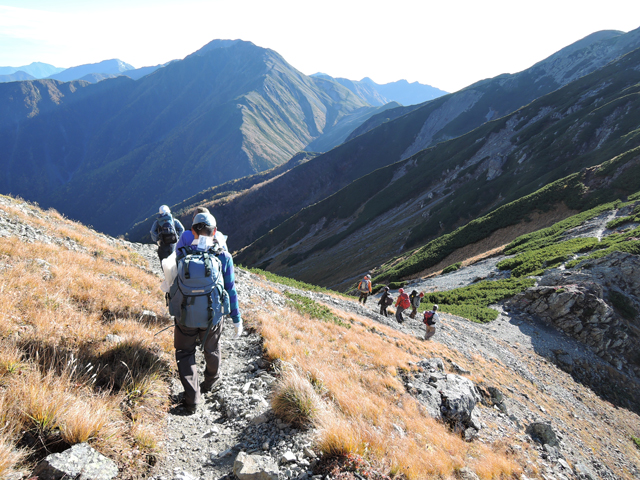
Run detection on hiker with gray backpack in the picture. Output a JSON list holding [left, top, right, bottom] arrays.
[[423, 304, 441, 340], [161, 212, 241, 414], [377, 286, 393, 316], [150, 205, 185, 262]]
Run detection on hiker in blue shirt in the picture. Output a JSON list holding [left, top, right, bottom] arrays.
[[169, 212, 241, 413], [150, 205, 185, 262]]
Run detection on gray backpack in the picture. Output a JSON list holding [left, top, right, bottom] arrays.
[[169, 245, 230, 331]]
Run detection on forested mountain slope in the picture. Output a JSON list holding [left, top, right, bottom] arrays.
[[236, 47, 640, 288]]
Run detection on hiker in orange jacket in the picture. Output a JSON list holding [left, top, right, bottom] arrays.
[[395, 288, 410, 323], [357, 274, 372, 304]]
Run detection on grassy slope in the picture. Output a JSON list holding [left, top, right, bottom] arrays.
[[4, 195, 640, 479], [0, 196, 173, 477]]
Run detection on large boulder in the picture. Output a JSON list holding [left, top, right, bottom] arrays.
[[407, 358, 481, 433], [32, 443, 118, 480]]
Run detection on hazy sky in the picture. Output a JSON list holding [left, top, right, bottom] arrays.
[[1, 0, 639, 92]]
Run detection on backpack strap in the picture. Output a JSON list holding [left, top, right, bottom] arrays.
[[184, 256, 191, 279], [176, 246, 192, 262], [202, 252, 212, 277]]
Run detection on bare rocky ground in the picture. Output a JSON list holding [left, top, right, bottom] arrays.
[[2, 195, 639, 480]]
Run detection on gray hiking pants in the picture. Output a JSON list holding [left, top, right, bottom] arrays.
[[174, 321, 224, 406], [424, 325, 436, 340], [395, 306, 406, 323]]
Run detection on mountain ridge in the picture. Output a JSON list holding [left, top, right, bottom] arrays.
[[234, 46, 640, 288], [311, 73, 448, 106], [0, 40, 385, 234]]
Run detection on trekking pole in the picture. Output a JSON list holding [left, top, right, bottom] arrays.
[[154, 324, 175, 336]]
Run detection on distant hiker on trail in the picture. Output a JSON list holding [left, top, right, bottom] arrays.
[[357, 274, 372, 304], [150, 205, 185, 262], [395, 288, 410, 323], [423, 304, 441, 340], [161, 212, 241, 414], [408, 291, 424, 319], [377, 286, 393, 316], [176, 206, 229, 252]]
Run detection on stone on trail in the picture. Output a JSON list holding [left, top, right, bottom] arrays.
[[281, 450, 297, 463], [458, 467, 481, 480], [526, 421, 559, 447], [140, 310, 157, 322], [32, 442, 118, 480], [233, 451, 280, 480]]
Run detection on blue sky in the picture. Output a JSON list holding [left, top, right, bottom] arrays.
[[1, 0, 639, 92]]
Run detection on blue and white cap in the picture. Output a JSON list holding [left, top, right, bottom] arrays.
[[193, 212, 216, 227]]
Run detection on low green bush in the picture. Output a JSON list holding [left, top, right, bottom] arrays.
[[417, 277, 536, 323], [504, 201, 620, 256], [633, 436, 640, 450], [284, 292, 350, 328], [498, 237, 600, 277], [441, 262, 462, 274], [243, 266, 348, 297], [436, 304, 499, 323], [606, 216, 635, 229]]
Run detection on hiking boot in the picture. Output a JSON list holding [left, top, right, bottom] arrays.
[[200, 378, 222, 394], [179, 399, 200, 415]]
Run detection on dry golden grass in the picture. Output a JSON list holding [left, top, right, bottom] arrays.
[[271, 366, 324, 427], [0, 433, 25, 479], [0, 198, 174, 475], [250, 294, 523, 480]]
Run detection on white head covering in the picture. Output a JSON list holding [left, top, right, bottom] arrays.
[[159, 205, 170, 215]]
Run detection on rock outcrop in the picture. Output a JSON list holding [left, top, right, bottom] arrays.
[[404, 358, 482, 437], [507, 252, 640, 376]]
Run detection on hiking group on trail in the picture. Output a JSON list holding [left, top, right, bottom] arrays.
[[157, 206, 241, 414], [360, 277, 441, 340]]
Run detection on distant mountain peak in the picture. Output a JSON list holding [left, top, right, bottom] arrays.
[[191, 39, 251, 57]]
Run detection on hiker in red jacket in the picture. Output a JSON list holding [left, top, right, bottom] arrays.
[[395, 288, 410, 323]]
